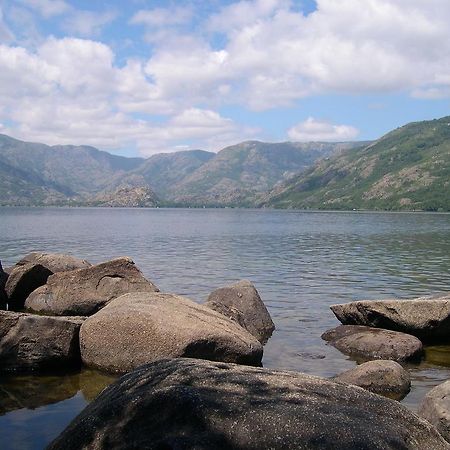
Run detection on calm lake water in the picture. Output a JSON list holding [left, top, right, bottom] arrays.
[[1, 207, 450, 449]]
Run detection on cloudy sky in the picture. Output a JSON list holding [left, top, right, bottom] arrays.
[[0, 0, 449, 156]]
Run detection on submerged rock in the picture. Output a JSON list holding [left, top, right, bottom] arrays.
[[333, 360, 411, 400], [205, 280, 275, 344], [48, 358, 449, 450], [0, 310, 85, 372], [25, 257, 159, 316], [80, 292, 263, 373], [330, 294, 450, 342], [322, 325, 423, 362], [419, 380, 450, 443]]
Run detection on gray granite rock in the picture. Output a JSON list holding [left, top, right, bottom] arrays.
[[419, 380, 450, 443], [0, 310, 85, 372], [322, 325, 423, 362], [333, 359, 411, 400], [205, 280, 275, 343], [48, 358, 449, 450], [331, 294, 450, 342], [80, 292, 263, 373], [25, 257, 159, 316]]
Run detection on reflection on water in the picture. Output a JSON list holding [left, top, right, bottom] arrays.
[[0, 369, 115, 449], [0, 208, 449, 448]]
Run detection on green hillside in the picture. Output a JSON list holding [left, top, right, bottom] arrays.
[[264, 117, 450, 212]]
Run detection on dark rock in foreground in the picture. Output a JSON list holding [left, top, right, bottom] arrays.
[[322, 325, 423, 362], [16, 252, 91, 273], [48, 358, 449, 450], [419, 380, 450, 443], [80, 292, 263, 373], [5, 263, 53, 310], [205, 280, 275, 344], [0, 310, 85, 372], [25, 257, 159, 316], [333, 360, 411, 400], [330, 295, 450, 342]]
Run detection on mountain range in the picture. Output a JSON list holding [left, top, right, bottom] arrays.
[[0, 115, 448, 211], [0, 135, 361, 207]]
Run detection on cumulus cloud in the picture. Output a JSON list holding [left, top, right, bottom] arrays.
[[0, 0, 449, 155], [288, 117, 359, 141]]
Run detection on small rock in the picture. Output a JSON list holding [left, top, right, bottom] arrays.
[[48, 358, 449, 450], [333, 360, 411, 400], [25, 257, 159, 316], [80, 292, 263, 373], [419, 380, 450, 443], [0, 310, 85, 372], [322, 325, 423, 362], [205, 279, 275, 343], [330, 294, 450, 342]]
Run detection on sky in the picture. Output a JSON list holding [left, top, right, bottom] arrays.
[[0, 0, 449, 157]]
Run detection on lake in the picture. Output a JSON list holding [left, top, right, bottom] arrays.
[[1, 207, 450, 449]]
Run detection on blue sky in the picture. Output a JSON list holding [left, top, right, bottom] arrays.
[[0, 0, 449, 156]]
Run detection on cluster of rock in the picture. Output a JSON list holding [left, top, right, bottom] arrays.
[[0, 252, 273, 375], [3, 253, 450, 448], [322, 294, 450, 442]]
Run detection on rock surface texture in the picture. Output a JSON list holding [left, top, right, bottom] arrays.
[[16, 252, 92, 273], [80, 292, 263, 373], [25, 257, 159, 316], [322, 325, 423, 362], [205, 280, 275, 343], [330, 295, 450, 342], [0, 310, 85, 372], [48, 358, 449, 450], [419, 380, 450, 443], [5, 263, 53, 310], [333, 359, 411, 400]]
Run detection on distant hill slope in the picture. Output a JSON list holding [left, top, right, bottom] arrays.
[[0, 134, 358, 207], [166, 141, 364, 206], [264, 117, 450, 211], [0, 134, 144, 205]]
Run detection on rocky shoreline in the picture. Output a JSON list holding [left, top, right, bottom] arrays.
[[1, 252, 450, 448]]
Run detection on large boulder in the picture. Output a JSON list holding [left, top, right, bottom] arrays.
[[330, 294, 450, 342], [48, 358, 449, 450], [419, 380, 450, 443], [4, 263, 53, 310], [80, 292, 263, 373], [16, 252, 92, 273], [333, 360, 411, 400], [205, 280, 275, 344], [322, 325, 423, 362], [25, 257, 159, 316], [4, 252, 92, 310], [0, 310, 85, 372]]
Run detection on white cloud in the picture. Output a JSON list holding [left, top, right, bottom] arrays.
[[62, 10, 116, 37], [17, 0, 70, 18], [130, 6, 193, 27], [287, 117, 359, 141]]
